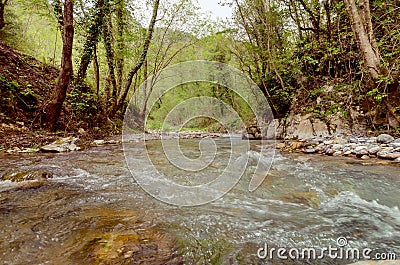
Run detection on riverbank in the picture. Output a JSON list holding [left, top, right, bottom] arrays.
[[2, 126, 400, 165], [277, 133, 400, 165]]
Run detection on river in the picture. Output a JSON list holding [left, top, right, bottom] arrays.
[[1, 138, 399, 264]]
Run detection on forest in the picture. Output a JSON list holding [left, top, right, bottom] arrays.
[[0, 0, 399, 136]]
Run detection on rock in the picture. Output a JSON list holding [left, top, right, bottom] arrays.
[[356, 149, 369, 156], [6, 147, 21, 154], [354, 145, 368, 152], [242, 125, 262, 140], [323, 140, 334, 145], [277, 191, 320, 209], [308, 138, 323, 144], [105, 140, 118, 144], [331, 144, 343, 150], [78, 128, 86, 134], [276, 142, 286, 149], [377, 151, 400, 160], [388, 142, 400, 148], [368, 146, 381, 155], [357, 138, 367, 143], [1, 170, 53, 182], [290, 141, 303, 149], [41, 137, 80, 153], [19, 147, 40, 153], [303, 148, 316, 154], [361, 155, 370, 160], [333, 137, 348, 145], [377, 134, 394, 144], [325, 149, 335, 155], [395, 157, 400, 162], [348, 136, 359, 143], [343, 150, 352, 156], [92, 140, 105, 145], [332, 151, 342, 156]]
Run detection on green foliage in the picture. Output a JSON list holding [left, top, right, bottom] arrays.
[[66, 88, 100, 126]]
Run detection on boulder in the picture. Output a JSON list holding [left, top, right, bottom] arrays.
[[377, 134, 394, 144]]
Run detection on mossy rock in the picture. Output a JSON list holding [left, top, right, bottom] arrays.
[[1, 170, 53, 182]]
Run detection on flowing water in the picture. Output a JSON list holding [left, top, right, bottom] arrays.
[[0, 138, 399, 264]]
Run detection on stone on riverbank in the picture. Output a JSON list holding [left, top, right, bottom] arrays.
[[377, 134, 395, 144], [276, 133, 400, 163], [41, 137, 80, 152]]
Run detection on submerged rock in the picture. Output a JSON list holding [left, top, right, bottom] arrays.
[[278, 191, 320, 209], [41, 137, 80, 152], [1, 170, 53, 182]]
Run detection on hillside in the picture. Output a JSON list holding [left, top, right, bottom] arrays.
[[0, 41, 109, 151], [0, 40, 58, 124]]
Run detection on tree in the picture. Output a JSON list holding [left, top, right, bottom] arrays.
[[43, 0, 74, 130], [0, 0, 7, 30], [344, 0, 399, 128], [108, 0, 160, 118], [75, 0, 105, 88], [343, 0, 380, 78]]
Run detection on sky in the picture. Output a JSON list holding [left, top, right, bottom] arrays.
[[197, 0, 233, 21]]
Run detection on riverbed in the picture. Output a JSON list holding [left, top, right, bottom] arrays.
[[0, 138, 399, 264]]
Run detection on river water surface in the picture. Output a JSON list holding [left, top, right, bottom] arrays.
[[0, 138, 399, 264]]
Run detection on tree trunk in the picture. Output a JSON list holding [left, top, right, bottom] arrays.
[[108, 0, 160, 118], [344, 0, 399, 128], [343, 0, 380, 78], [44, 0, 74, 131], [93, 44, 100, 96], [75, 0, 104, 87], [0, 0, 8, 30], [102, 3, 117, 103], [115, 0, 125, 96]]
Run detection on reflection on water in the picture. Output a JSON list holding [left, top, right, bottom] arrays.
[[0, 139, 399, 264]]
